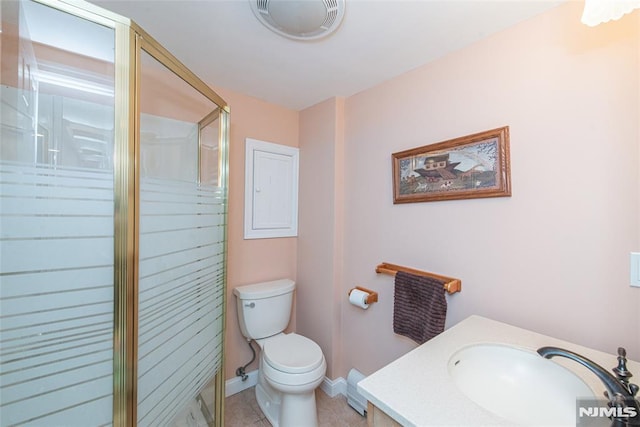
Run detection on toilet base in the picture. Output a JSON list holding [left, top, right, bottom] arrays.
[[256, 382, 281, 427], [255, 372, 320, 427], [279, 389, 318, 427]]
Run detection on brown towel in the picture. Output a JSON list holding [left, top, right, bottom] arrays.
[[393, 271, 447, 344]]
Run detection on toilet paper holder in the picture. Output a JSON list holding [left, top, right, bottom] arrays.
[[348, 286, 378, 305]]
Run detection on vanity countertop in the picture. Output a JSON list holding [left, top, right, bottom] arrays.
[[357, 315, 640, 426]]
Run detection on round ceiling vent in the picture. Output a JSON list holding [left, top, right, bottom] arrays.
[[249, 0, 346, 41]]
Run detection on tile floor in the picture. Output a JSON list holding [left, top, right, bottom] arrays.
[[224, 387, 368, 427]]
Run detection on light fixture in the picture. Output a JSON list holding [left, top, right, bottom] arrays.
[[581, 0, 640, 26], [249, 0, 346, 41]]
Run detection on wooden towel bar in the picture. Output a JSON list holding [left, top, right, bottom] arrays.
[[375, 262, 462, 294]]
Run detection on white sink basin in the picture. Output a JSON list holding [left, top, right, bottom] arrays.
[[448, 343, 595, 425]]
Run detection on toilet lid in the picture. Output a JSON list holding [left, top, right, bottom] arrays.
[[263, 333, 324, 374]]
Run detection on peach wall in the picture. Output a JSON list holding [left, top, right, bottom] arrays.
[[0, 2, 19, 87], [339, 1, 639, 378], [297, 97, 345, 379], [212, 86, 299, 380], [218, 1, 639, 386]]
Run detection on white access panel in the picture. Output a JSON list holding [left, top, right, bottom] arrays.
[[244, 138, 299, 239]]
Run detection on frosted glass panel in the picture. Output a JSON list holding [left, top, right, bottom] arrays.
[[0, 1, 115, 425], [137, 50, 225, 427], [0, 165, 114, 427], [200, 115, 220, 187]]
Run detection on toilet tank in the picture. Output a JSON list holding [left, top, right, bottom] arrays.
[[233, 279, 295, 340]]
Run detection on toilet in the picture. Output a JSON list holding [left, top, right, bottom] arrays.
[[233, 279, 326, 427]]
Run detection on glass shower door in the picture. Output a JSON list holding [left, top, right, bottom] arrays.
[[136, 47, 226, 426], [1, 1, 229, 425], [0, 1, 116, 425]]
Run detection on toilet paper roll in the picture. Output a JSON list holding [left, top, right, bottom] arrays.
[[349, 289, 370, 309]]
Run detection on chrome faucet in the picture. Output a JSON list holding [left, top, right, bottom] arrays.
[[537, 346, 639, 426]]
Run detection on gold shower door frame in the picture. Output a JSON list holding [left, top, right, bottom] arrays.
[[33, 2, 230, 426]]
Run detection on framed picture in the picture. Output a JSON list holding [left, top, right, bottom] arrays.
[[392, 126, 511, 204]]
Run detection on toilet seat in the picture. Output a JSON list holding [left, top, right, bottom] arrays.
[[263, 333, 324, 374]]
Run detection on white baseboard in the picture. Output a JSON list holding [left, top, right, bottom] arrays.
[[225, 371, 347, 399], [320, 376, 347, 398], [225, 370, 258, 397]]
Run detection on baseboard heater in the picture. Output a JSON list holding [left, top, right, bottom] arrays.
[[346, 368, 367, 416]]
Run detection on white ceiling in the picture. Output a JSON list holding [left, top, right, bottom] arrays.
[[89, 0, 564, 111]]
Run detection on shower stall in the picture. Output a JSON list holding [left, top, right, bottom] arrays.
[[0, 0, 229, 426]]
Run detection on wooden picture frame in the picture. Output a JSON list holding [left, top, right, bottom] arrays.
[[392, 126, 511, 203]]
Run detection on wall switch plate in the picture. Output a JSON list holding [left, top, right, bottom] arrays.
[[631, 252, 640, 288]]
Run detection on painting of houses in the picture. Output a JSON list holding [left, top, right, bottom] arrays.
[[393, 127, 511, 203]]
